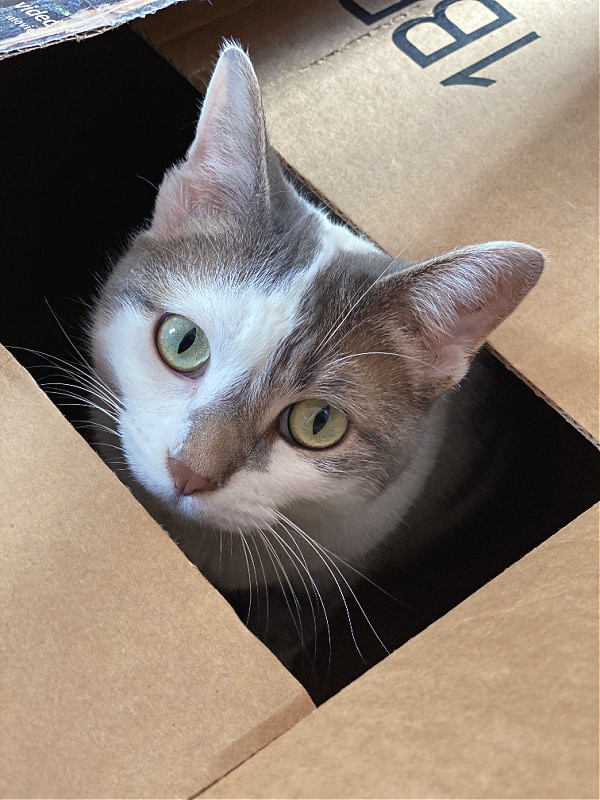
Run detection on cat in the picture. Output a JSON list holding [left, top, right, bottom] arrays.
[[89, 42, 544, 681]]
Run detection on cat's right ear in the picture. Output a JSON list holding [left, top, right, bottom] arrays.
[[376, 241, 545, 390], [148, 42, 269, 238]]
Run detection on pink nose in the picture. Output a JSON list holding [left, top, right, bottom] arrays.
[[167, 457, 218, 495]]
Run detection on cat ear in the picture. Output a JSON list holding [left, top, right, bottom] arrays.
[[149, 42, 269, 237], [380, 241, 544, 388]]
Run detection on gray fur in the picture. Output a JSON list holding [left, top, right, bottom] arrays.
[[88, 43, 544, 671]]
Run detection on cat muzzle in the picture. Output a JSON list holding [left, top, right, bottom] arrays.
[[167, 457, 218, 495]]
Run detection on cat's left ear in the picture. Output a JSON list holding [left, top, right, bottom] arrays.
[[378, 241, 544, 389], [148, 42, 270, 237]]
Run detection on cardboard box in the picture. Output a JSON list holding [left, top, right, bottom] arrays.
[[1, 0, 598, 796], [0, 345, 314, 798]]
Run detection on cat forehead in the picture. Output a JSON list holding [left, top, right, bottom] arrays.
[[98, 212, 389, 403], [117, 205, 382, 300], [150, 222, 381, 373]]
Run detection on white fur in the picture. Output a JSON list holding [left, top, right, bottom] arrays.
[[319, 214, 380, 261], [94, 233, 343, 519], [89, 44, 543, 628]]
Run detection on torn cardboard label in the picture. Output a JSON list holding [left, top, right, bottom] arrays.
[[0, 0, 186, 58]]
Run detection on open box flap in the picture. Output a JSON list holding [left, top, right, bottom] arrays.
[[201, 503, 600, 799], [137, 0, 599, 441], [0, 0, 187, 58], [0, 345, 314, 798]]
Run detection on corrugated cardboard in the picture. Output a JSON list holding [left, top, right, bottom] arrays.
[[1, 0, 598, 797], [0, 0, 188, 57], [0, 345, 314, 798], [201, 503, 599, 799], [133, 1, 598, 794], [137, 0, 599, 441]]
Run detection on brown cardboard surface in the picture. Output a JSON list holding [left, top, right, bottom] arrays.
[[135, 0, 374, 86], [138, 0, 600, 440], [3, 8, 596, 798], [201, 503, 600, 799], [0, 345, 314, 798]]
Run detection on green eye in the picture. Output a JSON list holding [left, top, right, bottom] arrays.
[[156, 314, 210, 374], [287, 399, 348, 450]]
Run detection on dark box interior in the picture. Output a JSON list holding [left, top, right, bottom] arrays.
[[1, 26, 598, 703]]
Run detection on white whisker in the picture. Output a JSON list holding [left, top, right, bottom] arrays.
[[277, 512, 389, 658], [266, 524, 327, 664], [249, 534, 270, 638], [13, 346, 123, 412], [259, 532, 304, 645], [324, 349, 446, 377], [277, 513, 363, 659], [239, 533, 254, 626]]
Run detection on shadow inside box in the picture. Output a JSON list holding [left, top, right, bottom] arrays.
[[227, 346, 599, 703], [1, 25, 598, 705]]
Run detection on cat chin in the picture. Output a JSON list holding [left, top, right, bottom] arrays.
[[173, 493, 280, 533]]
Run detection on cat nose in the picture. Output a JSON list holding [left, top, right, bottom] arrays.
[[167, 457, 218, 495]]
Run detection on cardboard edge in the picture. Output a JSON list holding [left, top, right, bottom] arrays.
[[0, 343, 55, 392], [0, 343, 14, 370], [0, 21, 114, 59], [198, 503, 600, 798], [0, 0, 188, 60], [190, 691, 315, 799], [486, 341, 600, 449], [0, 341, 317, 797], [132, 0, 259, 48], [133, 0, 438, 95], [132, 14, 201, 81]]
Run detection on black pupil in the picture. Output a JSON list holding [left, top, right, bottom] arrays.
[[312, 406, 330, 436], [178, 327, 197, 354]]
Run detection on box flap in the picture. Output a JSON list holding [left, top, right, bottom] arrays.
[[0, 345, 314, 798], [201, 503, 599, 799], [137, 0, 599, 440], [0, 0, 186, 58]]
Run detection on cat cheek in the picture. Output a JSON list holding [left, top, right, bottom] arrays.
[[116, 411, 184, 493], [173, 377, 200, 399]]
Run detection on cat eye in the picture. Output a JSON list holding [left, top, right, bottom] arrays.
[[285, 399, 348, 450], [156, 314, 210, 374]]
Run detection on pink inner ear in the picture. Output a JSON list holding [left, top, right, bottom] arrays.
[[427, 342, 472, 387], [147, 45, 266, 238], [149, 156, 248, 237], [149, 170, 201, 238], [398, 242, 544, 387]]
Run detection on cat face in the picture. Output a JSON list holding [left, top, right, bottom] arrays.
[[90, 43, 544, 590], [91, 213, 429, 552]]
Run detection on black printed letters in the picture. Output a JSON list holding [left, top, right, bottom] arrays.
[[341, 0, 540, 86]]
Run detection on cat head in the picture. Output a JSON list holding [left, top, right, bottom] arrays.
[[90, 43, 544, 586]]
